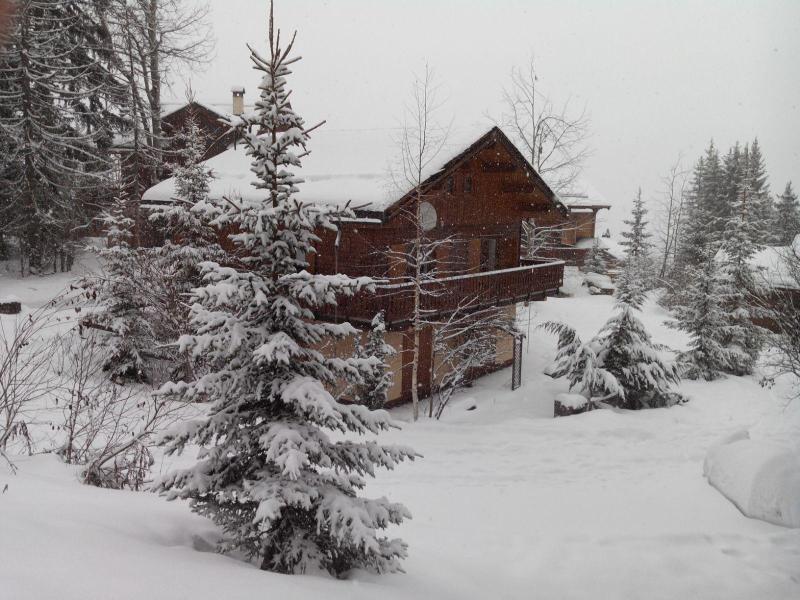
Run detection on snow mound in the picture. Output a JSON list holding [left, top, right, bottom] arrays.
[[703, 431, 800, 528]]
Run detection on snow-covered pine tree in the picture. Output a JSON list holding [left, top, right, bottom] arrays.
[[149, 111, 223, 286], [668, 247, 744, 380], [619, 188, 652, 260], [146, 112, 224, 380], [542, 295, 680, 409], [155, 4, 416, 577], [773, 182, 800, 246], [80, 190, 157, 381], [545, 243, 680, 409], [0, 0, 118, 274], [746, 138, 774, 244], [665, 143, 722, 306], [619, 188, 654, 289], [584, 237, 607, 275], [716, 174, 766, 375], [352, 311, 394, 410]]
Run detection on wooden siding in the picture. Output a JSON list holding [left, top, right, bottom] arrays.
[[317, 261, 564, 328]]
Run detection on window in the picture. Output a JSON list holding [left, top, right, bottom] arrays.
[[446, 176, 455, 194], [464, 175, 473, 193], [480, 238, 498, 272]]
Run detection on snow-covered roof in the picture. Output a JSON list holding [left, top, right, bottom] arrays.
[[112, 101, 255, 149], [143, 122, 500, 213], [715, 237, 800, 289], [555, 178, 611, 209]]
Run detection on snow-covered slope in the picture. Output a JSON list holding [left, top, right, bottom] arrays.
[[1, 267, 799, 600]]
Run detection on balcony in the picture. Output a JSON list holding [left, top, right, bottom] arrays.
[[318, 260, 565, 328]]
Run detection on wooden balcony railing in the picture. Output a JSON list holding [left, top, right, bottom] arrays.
[[318, 260, 565, 327]]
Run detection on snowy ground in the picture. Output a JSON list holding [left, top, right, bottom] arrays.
[[1, 265, 799, 599]]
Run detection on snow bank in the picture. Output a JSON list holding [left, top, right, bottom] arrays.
[[704, 431, 800, 528]]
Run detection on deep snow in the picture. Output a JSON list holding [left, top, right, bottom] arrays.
[[1, 264, 799, 600]]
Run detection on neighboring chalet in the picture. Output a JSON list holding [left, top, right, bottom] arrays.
[[110, 90, 248, 244], [141, 96, 609, 404], [716, 236, 800, 331]]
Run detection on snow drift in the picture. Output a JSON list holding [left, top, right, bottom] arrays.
[[704, 431, 800, 528]]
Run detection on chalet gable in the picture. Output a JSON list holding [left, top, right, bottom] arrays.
[[380, 127, 567, 228]]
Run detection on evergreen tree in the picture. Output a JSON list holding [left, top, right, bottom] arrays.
[[773, 182, 800, 245], [80, 190, 157, 381], [619, 188, 652, 260], [0, 0, 121, 274], [544, 253, 681, 410], [584, 238, 607, 275], [666, 142, 722, 306], [155, 5, 416, 577], [668, 248, 744, 380], [746, 138, 774, 244], [543, 297, 680, 409], [717, 174, 766, 375], [352, 311, 394, 410], [149, 112, 223, 286], [619, 188, 654, 292]]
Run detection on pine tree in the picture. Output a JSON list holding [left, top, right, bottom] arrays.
[[544, 254, 681, 410], [716, 175, 767, 376], [668, 248, 744, 380], [352, 311, 394, 410], [149, 112, 223, 286], [80, 190, 156, 381], [155, 5, 416, 577], [584, 238, 607, 275], [773, 182, 800, 245], [0, 1, 120, 274], [619, 188, 655, 290], [542, 297, 680, 409], [746, 138, 773, 244], [619, 188, 652, 260], [666, 142, 722, 306]]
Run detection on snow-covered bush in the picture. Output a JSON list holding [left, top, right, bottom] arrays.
[[154, 8, 417, 578]]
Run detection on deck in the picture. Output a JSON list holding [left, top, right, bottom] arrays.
[[318, 260, 565, 328]]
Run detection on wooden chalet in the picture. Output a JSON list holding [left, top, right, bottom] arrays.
[[143, 119, 608, 405], [110, 91, 247, 244]]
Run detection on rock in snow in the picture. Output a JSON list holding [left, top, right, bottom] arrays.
[[554, 393, 590, 417], [704, 431, 800, 528]]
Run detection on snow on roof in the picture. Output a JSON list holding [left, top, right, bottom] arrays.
[[143, 122, 496, 213], [715, 238, 800, 289], [555, 178, 611, 208]]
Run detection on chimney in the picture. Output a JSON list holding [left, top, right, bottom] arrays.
[[231, 85, 245, 116]]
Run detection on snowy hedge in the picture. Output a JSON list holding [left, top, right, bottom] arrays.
[[703, 431, 800, 528]]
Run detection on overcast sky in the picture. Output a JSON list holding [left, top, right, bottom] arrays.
[[174, 0, 800, 233]]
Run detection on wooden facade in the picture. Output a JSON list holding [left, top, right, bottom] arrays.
[[306, 127, 568, 404]]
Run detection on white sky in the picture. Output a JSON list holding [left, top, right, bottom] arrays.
[[174, 0, 800, 233]]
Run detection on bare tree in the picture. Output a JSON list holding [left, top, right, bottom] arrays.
[[431, 302, 517, 419], [497, 55, 591, 193], [655, 156, 689, 279], [0, 296, 67, 471], [107, 0, 214, 194], [390, 64, 450, 421], [521, 219, 575, 259], [55, 329, 184, 489]]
